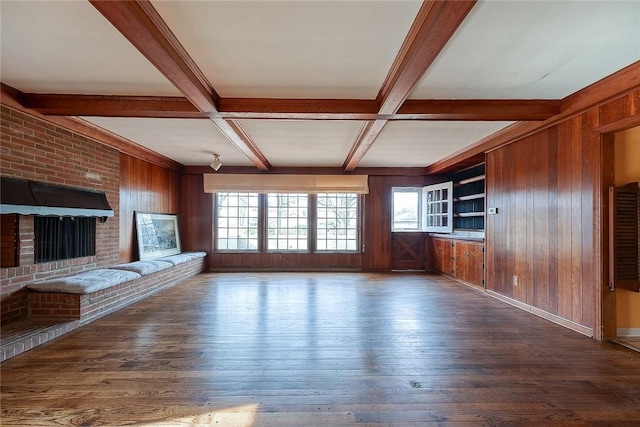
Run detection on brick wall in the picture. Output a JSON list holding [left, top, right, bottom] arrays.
[[0, 105, 120, 324]]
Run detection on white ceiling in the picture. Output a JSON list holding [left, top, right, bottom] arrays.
[[153, 0, 423, 99], [0, 1, 180, 96], [359, 121, 514, 168], [1, 0, 639, 170], [237, 120, 365, 167], [83, 117, 256, 167], [410, 0, 640, 99]]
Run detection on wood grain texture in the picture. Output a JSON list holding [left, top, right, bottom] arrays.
[[362, 176, 431, 271], [119, 153, 182, 263], [343, 120, 388, 172], [486, 122, 599, 330], [454, 240, 484, 287], [214, 119, 271, 172], [429, 237, 484, 288], [429, 236, 452, 275], [396, 99, 560, 120], [88, 0, 271, 171], [22, 94, 205, 118], [89, 0, 218, 112], [181, 173, 431, 272], [18, 92, 560, 121], [0, 84, 183, 171], [390, 233, 425, 271], [425, 62, 640, 175], [376, 1, 477, 115], [484, 88, 640, 337], [2, 272, 639, 426]]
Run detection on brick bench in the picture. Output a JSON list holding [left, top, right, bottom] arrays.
[[1, 252, 206, 362], [27, 252, 206, 324]]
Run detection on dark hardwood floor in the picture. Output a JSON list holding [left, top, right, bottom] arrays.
[[2, 272, 640, 426]]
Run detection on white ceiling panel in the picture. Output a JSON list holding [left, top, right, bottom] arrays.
[[237, 120, 364, 167], [83, 117, 254, 167], [359, 121, 513, 168], [152, 0, 422, 98], [0, 1, 180, 96], [411, 0, 640, 99]]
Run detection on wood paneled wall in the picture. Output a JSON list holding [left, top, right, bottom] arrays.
[[180, 173, 440, 271], [485, 89, 639, 337], [180, 174, 213, 254], [364, 175, 432, 271], [119, 153, 182, 263]]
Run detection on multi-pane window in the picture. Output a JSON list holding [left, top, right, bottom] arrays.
[[423, 182, 453, 233], [214, 192, 361, 253], [391, 184, 453, 233], [216, 192, 259, 250], [317, 193, 358, 251], [267, 193, 308, 250]]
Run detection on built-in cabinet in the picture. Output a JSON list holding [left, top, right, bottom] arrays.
[[452, 163, 485, 232], [427, 162, 486, 288], [430, 236, 484, 288]]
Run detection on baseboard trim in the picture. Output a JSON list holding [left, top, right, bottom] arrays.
[[208, 267, 362, 273], [617, 328, 640, 337], [484, 289, 594, 337]]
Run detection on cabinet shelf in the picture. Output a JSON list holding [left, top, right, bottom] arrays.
[[454, 212, 485, 218], [455, 174, 485, 186], [451, 164, 485, 232], [454, 193, 485, 202]]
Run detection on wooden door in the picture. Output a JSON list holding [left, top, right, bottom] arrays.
[[453, 240, 484, 287], [431, 237, 452, 275], [391, 233, 425, 270]]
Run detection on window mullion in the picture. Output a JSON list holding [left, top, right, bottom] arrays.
[[309, 194, 317, 253], [259, 193, 267, 252]]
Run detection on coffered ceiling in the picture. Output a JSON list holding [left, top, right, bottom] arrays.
[[1, 1, 639, 171]]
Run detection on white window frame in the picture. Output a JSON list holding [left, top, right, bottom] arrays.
[[422, 181, 453, 233], [316, 193, 359, 252], [391, 182, 453, 233], [214, 192, 362, 253], [215, 192, 260, 251], [266, 193, 309, 251]]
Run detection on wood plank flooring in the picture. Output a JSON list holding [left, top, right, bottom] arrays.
[[2, 272, 640, 426]]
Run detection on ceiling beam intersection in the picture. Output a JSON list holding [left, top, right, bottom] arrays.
[[342, 0, 477, 172], [89, 0, 271, 171], [21, 93, 560, 121]]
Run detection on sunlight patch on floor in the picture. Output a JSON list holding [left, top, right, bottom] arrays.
[[140, 404, 258, 426]]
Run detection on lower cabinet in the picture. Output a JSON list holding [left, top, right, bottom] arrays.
[[430, 236, 484, 288]]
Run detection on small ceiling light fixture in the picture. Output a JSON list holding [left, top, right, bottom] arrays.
[[210, 154, 222, 171]]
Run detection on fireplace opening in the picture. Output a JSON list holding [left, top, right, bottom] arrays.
[[34, 216, 96, 263]]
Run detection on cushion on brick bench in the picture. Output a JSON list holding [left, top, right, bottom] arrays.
[[111, 260, 173, 276], [156, 251, 207, 266], [28, 269, 142, 294]]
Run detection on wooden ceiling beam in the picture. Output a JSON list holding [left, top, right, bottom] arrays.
[[20, 92, 560, 121], [218, 98, 379, 120], [89, 0, 271, 171], [0, 84, 184, 172], [376, 0, 477, 115], [343, 120, 388, 172], [342, 0, 477, 172], [425, 60, 640, 175], [89, 0, 218, 112], [22, 94, 206, 118], [394, 99, 561, 121], [212, 119, 272, 172]]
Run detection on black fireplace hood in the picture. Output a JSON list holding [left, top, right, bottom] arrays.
[[0, 177, 114, 219]]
